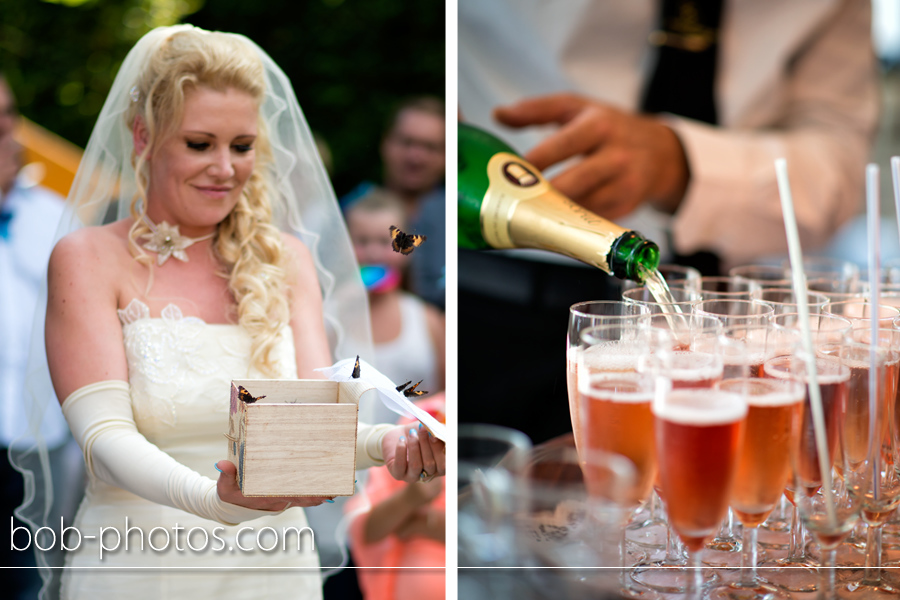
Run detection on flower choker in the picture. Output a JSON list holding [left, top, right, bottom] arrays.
[[140, 215, 215, 265]]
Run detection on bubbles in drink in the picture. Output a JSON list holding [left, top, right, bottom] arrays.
[[664, 351, 724, 388], [653, 388, 746, 551], [583, 372, 654, 403], [717, 377, 805, 407], [654, 388, 748, 425], [762, 354, 849, 493], [718, 378, 803, 527], [579, 339, 645, 374], [580, 372, 656, 505]]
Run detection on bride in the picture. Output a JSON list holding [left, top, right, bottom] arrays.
[[18, 25, 444, 599]]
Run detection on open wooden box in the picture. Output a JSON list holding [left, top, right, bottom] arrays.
[[227, 379, 367, 497]]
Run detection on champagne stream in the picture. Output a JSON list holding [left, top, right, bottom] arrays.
[[638, 265, 691, 341], [638, 265, 682, 309]]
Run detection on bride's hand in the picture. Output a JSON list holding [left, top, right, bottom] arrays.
[[214, 460, 333, 510], [382, 423, 446, 483]]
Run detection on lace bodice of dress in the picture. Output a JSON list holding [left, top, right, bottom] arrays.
[[117, 298, 297, 472], [62, 300, 322, 600]]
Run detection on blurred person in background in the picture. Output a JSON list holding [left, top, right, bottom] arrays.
[[345, 395, 446, 600], [342, 187, 445, 600], [343, 97, 446, 310], [458, 0, 879, 443], [380, 97, 446, 217], [0, 73, 83, 599]]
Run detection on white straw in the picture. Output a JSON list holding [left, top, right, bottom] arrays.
[[892, 157, 900, 243], [866, 164, 881, 499], [774, 158, 836, 525]]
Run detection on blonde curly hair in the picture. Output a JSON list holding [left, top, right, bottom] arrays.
[[126, 29, 290, 376]]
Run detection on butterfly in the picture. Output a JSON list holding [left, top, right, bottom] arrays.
[[238, 385, 266, 404], [351, 355, 361, 379], [389, 225, 426, 255], [395, 379, 428, 398]]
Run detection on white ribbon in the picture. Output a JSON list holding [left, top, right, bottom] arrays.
[[316, 357, 447, 441]]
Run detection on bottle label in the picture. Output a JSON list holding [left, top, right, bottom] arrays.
[[481, 153, 548, 248], [482, 152, 628, 272]]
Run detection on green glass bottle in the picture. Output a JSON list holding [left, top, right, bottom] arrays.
[[458, 122, 660, 282]]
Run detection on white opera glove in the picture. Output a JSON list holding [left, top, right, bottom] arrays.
[[62, 380, 274, 526], [356, 422, 395, 470]]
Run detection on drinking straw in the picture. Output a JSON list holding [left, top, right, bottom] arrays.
[[867, 164, 881, 500], [892, 157, 900, 243], [774, 158, 836, 525]]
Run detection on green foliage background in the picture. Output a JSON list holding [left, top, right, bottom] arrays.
[[0, 0, 445, 195]]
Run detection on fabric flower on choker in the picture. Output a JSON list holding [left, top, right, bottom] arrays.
[[140, 219, 213, 266]]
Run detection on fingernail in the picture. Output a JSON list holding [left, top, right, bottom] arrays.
[[325, 499, 335, 504], [399, 436, 406, 442], [214, 463, 223, 473], [409, 428, 417, 437], [418, 423, 423, 429]]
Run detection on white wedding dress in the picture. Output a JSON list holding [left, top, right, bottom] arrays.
[[61, 299, 323, 599]]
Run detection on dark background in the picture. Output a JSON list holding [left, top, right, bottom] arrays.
[[0, 0, 445, 196]]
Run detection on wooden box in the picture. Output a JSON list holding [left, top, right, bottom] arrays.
[[227, 379, 367, 497]]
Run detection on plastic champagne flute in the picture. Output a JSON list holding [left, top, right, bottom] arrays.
[[707, 375, 805, 600], [652, 384, 748, 600], [567, 302, 648, 455]]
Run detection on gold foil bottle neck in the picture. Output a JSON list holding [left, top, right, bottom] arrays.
[[481, 152, 628, 273]]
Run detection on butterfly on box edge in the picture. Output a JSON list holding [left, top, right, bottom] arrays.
[[237, 385, 266, 404]]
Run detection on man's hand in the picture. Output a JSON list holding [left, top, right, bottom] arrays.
[[494, 93, 690, 218]]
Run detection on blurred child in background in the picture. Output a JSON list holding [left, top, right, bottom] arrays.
[[345, 188, 445, 424]]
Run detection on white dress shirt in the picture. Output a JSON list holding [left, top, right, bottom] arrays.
[[460, 0, 879, 269], [0, 176, 68, 448]]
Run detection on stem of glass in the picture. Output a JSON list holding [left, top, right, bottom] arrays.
[[725, 508, 736, 538], [619, 515, 647, 596], [787, 500, 804, 561], [817, 546, 837, 600], [663, 520, 684, 565], [687, 549, 704, 600], [738, 524, 759, 588], [862, 524, 883, 585], [648, 490, 661, 523]]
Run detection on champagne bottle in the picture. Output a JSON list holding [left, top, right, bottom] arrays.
[[458, 122, 660, 282]]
